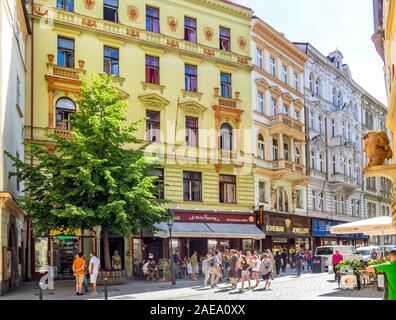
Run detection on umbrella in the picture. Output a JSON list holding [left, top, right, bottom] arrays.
[[329, 216, 396, 236]]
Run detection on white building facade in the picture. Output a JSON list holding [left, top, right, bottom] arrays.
[[0, 0, 30, 295], [295, 43, 368, 248]]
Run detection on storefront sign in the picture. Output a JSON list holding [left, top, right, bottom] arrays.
[[257, 206, 264, 226], [263, 212, 311, 236], [49, 228, 82, 237], [312, 219, 367, 239], [174, 212, 256, 224]]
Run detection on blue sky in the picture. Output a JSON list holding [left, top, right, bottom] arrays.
[[237, 0, 387, 105]]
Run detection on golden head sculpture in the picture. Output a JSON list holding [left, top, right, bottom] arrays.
[[363, 130, 393, 167]]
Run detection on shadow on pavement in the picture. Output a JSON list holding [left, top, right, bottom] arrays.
[[318, 288, 383, 299]]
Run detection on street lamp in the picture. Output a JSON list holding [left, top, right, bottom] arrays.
[[167, 210, 176, 285]]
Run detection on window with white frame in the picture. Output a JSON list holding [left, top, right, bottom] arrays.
[[258, 134, 265, 160], [318, 192, 324, 211], [284, 143, 290, 161], [259, 181, 267, 203], [343, 157, 347, 175], [295, 110, 300, 120], [310, 111, 315, 129], [348, 159, 352, 177], [271, 98, 277, 115], [331, 119, 335, 137], [283, 104, 289, 116], [340, 197, 345, 214], [315, 78, 320, 96], [257, 91, 264, 113], [270, 57, 276, 77], [342, 121, 346, 138], [256, 48, 263, 69], [295, 147, 300, 164], [334, 196, 338, 214], [311, 150, 316, 170], [347, 123, 352, 140], [337, 91, 342, 107], [309, 73, 314, 92], [16, 76, 21, 106], [282, 64, 287, 84], [319, 153, 324, 172], [332, 88, 337, 105], [273, 139, 279, 160], [296, 189, 303, 209], [318, 115, 323, 133], [311, 190, 316, 210], [293, 72, 298, 90]]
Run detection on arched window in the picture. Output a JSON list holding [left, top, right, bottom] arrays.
[[295, 147, 300, 165], [309, 73, 314, 92], [332, 88, 337, 105], [258, 134, 265, 160], [315, 78, 320, 95], [220, 123, 233, 151], [276, 187, 289, 212], [56, 97, 76, 130]]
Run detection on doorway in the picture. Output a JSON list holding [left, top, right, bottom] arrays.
[[8, 223, 18, 289], [189, 238, 207, 258], [101, 236, 125, 269]]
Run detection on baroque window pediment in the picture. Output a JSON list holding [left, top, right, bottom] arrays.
[[138, 94, 169, 109], [178, 100, 207, 116]]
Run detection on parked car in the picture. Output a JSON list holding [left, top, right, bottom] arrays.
[[356, 246, 380, 262], [314, 245, 363, 268]]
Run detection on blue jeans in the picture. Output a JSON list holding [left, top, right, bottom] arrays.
[[306, 260, 313, 272], [83, 274, 90, 293]]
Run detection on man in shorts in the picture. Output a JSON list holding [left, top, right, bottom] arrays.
[[260, 254, 273, 290], [72, 252, 86, 295], [89, 252, 100, 295]]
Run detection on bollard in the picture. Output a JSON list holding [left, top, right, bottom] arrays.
[[104, 278, 108, 300], [39, 286, 43, 300]]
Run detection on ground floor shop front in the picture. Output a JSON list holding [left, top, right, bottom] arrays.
[[311, 219, 368, 249], [133, 211, 266, 262], [259, 211, 312, 259]]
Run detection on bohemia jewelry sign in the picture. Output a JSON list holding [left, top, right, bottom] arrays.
[[263, 212, 311, 236], [174, 212, 256, 224]]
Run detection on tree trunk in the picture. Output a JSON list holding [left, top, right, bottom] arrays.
[[103, 226, 111, 270]]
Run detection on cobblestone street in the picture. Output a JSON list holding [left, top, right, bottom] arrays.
[[0, 272, 383, 300]]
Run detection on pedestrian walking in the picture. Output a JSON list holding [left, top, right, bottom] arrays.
[[173, 249, 182, 279], [251, 255, 261, 288], [281, 249, 288, 274], [260, 254, 273, 290], [305, 250, 313, 273], [89, 252, 100, 295], [239, 255, 252, 291], [228, 250, 239, 289], [222, 249, 231, 280], [295, 251, 304, 277], [210, 250, 221, 288], [190, 251, 198, 280], [201, 253, 212, 287], [111, 250, 122, 270], [274, 251, 283, 277], [72, 252, 86, 296], [331, 249, 344, 281]]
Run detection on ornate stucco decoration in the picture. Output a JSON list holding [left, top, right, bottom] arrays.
[[82, 18, 97, 28], [34, 6, 48, 16], [204, 27, 214, 41], [204, 48, 215, 56], [127, 5, 139, 21], [167, 17, 178, 32], [238, 36, 247, 50], [363, 130, 393, 167], [84, 0, 95, 10], [167, 38, 179, 48], [126, 29, 140, 38]]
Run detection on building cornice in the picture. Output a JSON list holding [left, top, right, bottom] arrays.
[[252, 18, 308, 67]]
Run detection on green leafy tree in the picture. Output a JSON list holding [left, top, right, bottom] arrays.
[[6, 74, 167, 270]]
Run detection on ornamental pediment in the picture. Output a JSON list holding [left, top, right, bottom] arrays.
[[138, 94, 169, 109], [281, 92, 293, 104], [178, 100, 207, 115], [269, 86, 282, 99]]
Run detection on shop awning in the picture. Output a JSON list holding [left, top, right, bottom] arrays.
[[206, 223, 266, 240], [151, 222, 265, 240], [152, 222, 213, 238]]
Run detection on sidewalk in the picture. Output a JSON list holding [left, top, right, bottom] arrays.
[[0, 269, 325, 300]]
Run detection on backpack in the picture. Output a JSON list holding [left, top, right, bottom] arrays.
[[210, 256, 217, 267]]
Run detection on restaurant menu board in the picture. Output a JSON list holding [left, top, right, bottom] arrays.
[[340, 275, 358, 289], [34, 238, 48, 273]]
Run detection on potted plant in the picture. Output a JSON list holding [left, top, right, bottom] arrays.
[[159, 258, 171, 281]]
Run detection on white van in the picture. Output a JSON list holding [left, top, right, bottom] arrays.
[[356, 246, 380, 262], [314, 246, 363, 267]]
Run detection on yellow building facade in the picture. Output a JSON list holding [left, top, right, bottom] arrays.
[[372, 0, 396, 226], [26, 0, 262, 278]]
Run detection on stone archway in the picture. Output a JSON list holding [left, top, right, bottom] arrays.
[[7, 221, 18, 289]]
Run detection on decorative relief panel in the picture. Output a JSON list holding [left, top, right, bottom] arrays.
[[204, 27, 214, 41], [83, 0, 95, 10], [167, 17, 178, 32], [127, 5, 139, 21]]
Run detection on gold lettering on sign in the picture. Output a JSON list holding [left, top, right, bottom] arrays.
[[266, 225, 284, 232], [292, 227, 309, 234]]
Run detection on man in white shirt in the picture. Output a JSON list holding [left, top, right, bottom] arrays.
[[89, 252, 100, 295]]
